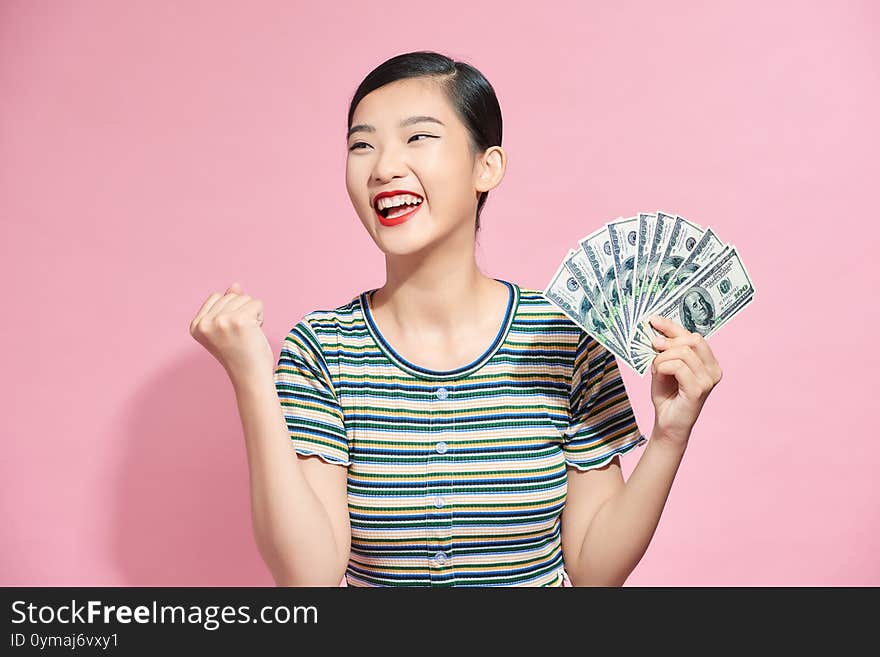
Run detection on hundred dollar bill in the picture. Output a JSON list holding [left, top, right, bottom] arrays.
[[546, 211, 756, 376], [635, 227, 729, 348], [632, 211, 675, 361], [577, 224, 629, 344], [562, 248, 629, 352], [638, 210, 674, 320], [632, 349, 654, 376], [640, 214, 704, 321], [631, 244, 732, 353], [627, 211, 677, 361], [642, 225, 724, 323], [632, 212, 654, 331], [632, 245, 756, 357], [632, 241, 731, 354], [632, 344, 660, 376], [606, 216, 639, 340], [631, 325, 662, 374], [544, 253, 635, 368], [633, 277, 756, 371]]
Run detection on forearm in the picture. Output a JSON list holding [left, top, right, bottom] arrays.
[[231, 372, 344, 586], [572, 432, 688, 586]]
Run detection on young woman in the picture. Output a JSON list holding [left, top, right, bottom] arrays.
[[190, 51, 723, 587]]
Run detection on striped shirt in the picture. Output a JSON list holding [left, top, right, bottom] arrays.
[[273, 279, 646, 587]]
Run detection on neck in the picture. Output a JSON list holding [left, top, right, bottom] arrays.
[[372, 224, 499, 339]]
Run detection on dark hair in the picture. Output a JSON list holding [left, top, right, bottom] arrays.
[[347, 51, 503, 235]]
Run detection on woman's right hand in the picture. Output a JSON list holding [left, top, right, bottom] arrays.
[[189, 282, 274, 384]]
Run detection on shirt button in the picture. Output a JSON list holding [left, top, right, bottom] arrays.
[[435, 441, 448, 454], [435, 387, 448, 400], [434, 551, 447, 565], [434, 496, 445, 508]]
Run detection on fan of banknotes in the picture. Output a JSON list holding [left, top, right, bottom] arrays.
[[544, 211, 756, 376]]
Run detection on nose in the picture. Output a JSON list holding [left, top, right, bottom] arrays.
[[370, 143, 410, 183]]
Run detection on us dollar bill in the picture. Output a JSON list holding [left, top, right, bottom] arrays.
[[643, 225, 725, 322], [639, 211, 674, 322], [632, 212, 656, 329], [578, 224, 629, 344], [606, 216, 639, 341], [629, 210, 705, 365], [640, 214, 705, 321], [631, 243, 732, 353], [546, 211, 755, 376], [561, 248, 629, 351], [630, 211, 676, 362], [632, 245, 756, 355], [544, 253, 635, 368], [634, 227, 729, 348]]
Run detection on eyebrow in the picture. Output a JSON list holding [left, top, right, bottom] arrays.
[[347, 115, 445, 140]]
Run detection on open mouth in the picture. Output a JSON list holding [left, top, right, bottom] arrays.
[[373, 194, 425, 226], [376, 199, 423, 219], [375, 203, 422, 226]]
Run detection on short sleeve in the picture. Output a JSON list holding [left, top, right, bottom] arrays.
[[273, 316, 350, 466], [563, 330, 647, 471]]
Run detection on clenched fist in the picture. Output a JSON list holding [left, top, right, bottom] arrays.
[[189, 281, 274, 385]]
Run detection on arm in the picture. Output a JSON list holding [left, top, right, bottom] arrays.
[[561, 435, 687, 587], [232, 372, 350, 586], [562, 315, 723, 586]]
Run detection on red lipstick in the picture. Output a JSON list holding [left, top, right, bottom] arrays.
[[372, 189, 424, 227]]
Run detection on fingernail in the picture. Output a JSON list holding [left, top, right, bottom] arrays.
[[652, 335, 667, 348]]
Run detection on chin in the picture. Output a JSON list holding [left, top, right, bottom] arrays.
[[370, 231, 437, 257], [361, 209, 444, 256]]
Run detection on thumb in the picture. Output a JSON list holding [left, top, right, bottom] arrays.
[[227, 281, 241, 294]]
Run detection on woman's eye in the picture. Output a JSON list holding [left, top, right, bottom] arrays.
[[348, 135, 434, 152]]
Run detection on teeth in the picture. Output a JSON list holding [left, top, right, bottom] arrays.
[[377, 194, 423, 211]]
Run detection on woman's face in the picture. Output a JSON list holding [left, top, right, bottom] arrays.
[[345, 77, 501, 256]]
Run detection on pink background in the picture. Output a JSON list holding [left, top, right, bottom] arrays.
[[2, 0, 877, 586]]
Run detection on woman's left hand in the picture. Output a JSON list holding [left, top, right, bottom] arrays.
[[647, 315, 723, 448]]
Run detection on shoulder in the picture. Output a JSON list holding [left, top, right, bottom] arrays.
[[512, 283, 604, 356], [513, 283, 582, 332], [283, 289, 368, 355], [514, 283, 567, 312], [302, 289, 363, 325]]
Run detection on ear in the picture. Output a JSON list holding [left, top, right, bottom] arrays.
[[475, 146, 506, 193]]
